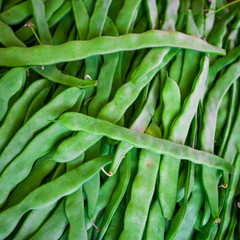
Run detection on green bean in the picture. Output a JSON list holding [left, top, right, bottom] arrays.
[[195, 218, 219, 240], [0, 78, 50, 152], [200, 60, 240, 220], [83, 143, 101, 219], [52, 12, 74, 45], [0, 30, 226, 67], [88, 18, 119, 117], [103, 197, 125, 240], [2, 152, 56, 210], [23, 87, 50, 123], [162, 74, 181, 138], [0, 87, 82, 173], [207, 45, 240, 88], [0, 67, 26, 122], [116, 0, 142, 35], [145, 0, 158, 29], [33, 65, 97, 88], [72, 0, 89, 40], [191, 0, 204, 20], [145, 198, 165, 240], [0, 19, 26, 47], [13, 202, 58, 240], [0, 154, 112, 239], [97, 153, 131, 239], [0, 122, 71, 207], [48, 0, 72, 28], [29, 199, 68, 240], [159, 55, 209, 220], [0, 0, 33, 25], [53, 48, 177, 163], [204, 0, 216, 37], [215, 90, 230, 141], [57, 112, 232, 172], [83, 0, 96, 15], [111, 75, 159, 174], [119, 124, 161, 239], [208, 8, 239, 49], [84, 170, 119, 230], [15, 0, 64, 42], [168, 50, 184, 84], [225, 200, 238, 240], [161, 0, 180, 31], [31, 0, 52, 45], [178, 9, 202, 103], [217, 153, 240, 239], [59, 228, 69, 240], [125, 147, 138, 204], [2, 0, 25, 11], [45, 0, 65, 20], [175, 0, 190, 31]]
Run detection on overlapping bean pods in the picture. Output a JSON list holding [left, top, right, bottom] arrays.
[[0, 1, 240, 239]]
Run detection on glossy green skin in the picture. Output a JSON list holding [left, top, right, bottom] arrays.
[[119, 123, 161, 240], [0, 0, 33, 25], [48, 0, 72, 28], [15, 0, 64, 41], [0, 79, 50, 152], [217, 154, 240, 239], [116, 0, 142, 34], [29, 199, 68, 240], [0, 87, 82, 174], [200, 60, 240, 220], [0, 67, 26, 121], [0, 30, 225, 66], [72, 0, 89, 40], [2, 152, 56, 210], [0, 123, 71, 207], [65, 154, 88, 240], [0, 19, 26, 47], [13, 202, 58, 240], [97, 153, 131, 240], [53, 48, 177, 163], [207, 45, 240, 88], [162, 75, 181, 138], [162, 0, 180, 31], [145, 199, 165, 240], [159, 55, 209, 220], [31, 0, 52, 45], [111, 75, 159, 174], [57, 112, 232, 173], [24, 87, 50, 123], [0, 154, 112, 239]]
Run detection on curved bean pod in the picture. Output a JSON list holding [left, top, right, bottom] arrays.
[[200, 60, 240, 220], [0, 19, 26, 47], [0, 67, 26, 122], [0, 123, 71, 207], [0, 154, 112, 239], [0, 30, 226, 67], [0, 0, 32, 25], [57, 112, 233, 172], [33, 65, 97, 88], [29, 199, 68, 240], [53, 48, 177, 163], [0, 87, 82, 173], [110, 75, 159, 174], [0, 79, 50, 152]]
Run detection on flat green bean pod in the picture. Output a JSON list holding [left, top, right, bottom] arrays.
[[0, 154, 112, 239], [0, 30, 225, 67], [57, 112, 233, 172], [0, 67, 26, 122]]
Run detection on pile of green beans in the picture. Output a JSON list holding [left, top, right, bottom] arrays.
[[0, 0, 240, 239]]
